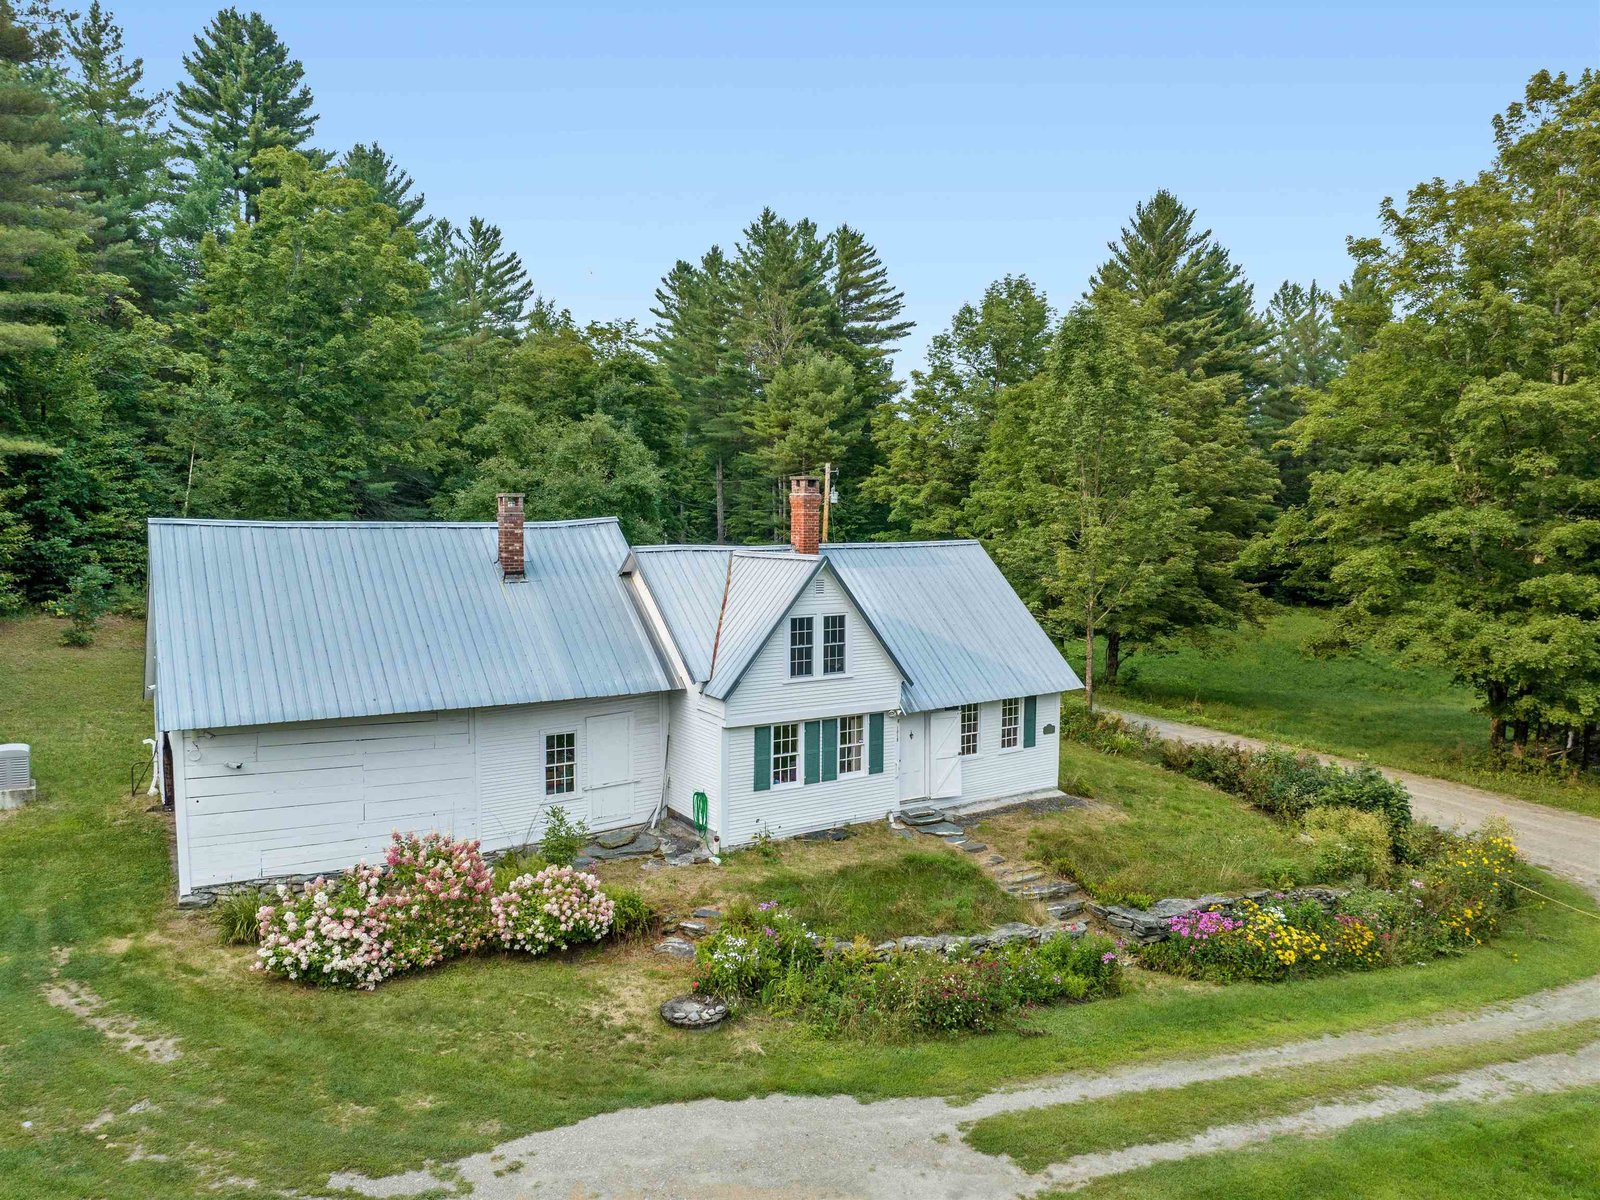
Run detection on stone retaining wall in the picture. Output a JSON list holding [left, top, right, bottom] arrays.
[[1090, 886, 1349, 943]]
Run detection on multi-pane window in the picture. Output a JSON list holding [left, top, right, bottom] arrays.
[[838, 714, 865, 774], [959, 704, 980, 756], [545, 732, 576, 795], [822, 614, 847, 674], [1000, 697, 1021, 749], [772, 722, 801, 785], [789, 616, 813, 677]]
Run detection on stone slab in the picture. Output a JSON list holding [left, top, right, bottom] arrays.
[[594, 828, 639, 850], [660, 994, 728, 1029], [653, 938, 696, 959]]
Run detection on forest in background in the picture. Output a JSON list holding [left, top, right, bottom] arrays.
[[0, 3, 1594, 764]]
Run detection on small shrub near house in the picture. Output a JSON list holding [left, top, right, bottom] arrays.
[[373, 831, 495, 970], [690, 901, 1122, 1039], [490, 865, 614, 954], [1305, 806, 1393, 885]]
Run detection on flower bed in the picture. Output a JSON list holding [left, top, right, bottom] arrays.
[[689, 901, 1122, 1038], [254, 831, 624, 989], [1138, 824, 1520, 983]]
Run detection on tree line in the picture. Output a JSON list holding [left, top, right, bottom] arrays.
[[0, 3, 1592, 766]]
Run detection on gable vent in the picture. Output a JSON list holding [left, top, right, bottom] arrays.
[[813, 578, 825, 597]]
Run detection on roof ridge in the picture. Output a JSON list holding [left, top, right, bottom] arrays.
[[823, 539, 981, 549], [148, 516, 623, 531]]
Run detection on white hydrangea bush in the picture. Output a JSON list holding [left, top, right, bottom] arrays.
[[255, 863, 394, 990], [491, 865, 615, 955]]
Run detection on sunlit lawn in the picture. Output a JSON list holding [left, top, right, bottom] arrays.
[[3, 615, 1598, 1199], [1078, 607, 1600, 819]]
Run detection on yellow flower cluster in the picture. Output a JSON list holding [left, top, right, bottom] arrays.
[[1233, 900, 1328, 968]]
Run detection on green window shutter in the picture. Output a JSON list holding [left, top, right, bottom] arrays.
[[753, 726, 771, 791], [804, 720, 821, 784], [868, 712, 885, 774], [1023, 696, 1038, 748], [821, 718, 838, 782]]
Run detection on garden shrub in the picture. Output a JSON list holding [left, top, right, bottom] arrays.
[[373, 831, 494, 971], [493, 847, 548, 892], [691, 903, 1121, 1039], [539, 806, 588, 867], [607, 887, 658, 941], [491, 865, 615, 955], [1305, 806, 1393, 884], [256, 863, 393, 989], [212, 887, 269, 945]]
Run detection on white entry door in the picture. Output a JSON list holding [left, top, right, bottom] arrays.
[[928, 708, 963, 799], [584, 713, 635, 826], [898, 713, 927, 802]]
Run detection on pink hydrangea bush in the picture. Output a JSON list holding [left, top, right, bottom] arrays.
[[372, 831, 494, 971], [254, 831, 492, 989], [255, 864, 393, 989], [491, 865, 615, 955]]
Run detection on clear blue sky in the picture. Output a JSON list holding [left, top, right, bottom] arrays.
[[122, 1, 1598, 369]]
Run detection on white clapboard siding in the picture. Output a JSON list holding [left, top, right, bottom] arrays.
[[719, 714, 900, 848], [473, 693, 665, 855], [174, 697, 665, 892], [721, 571, 903, 727], [664, 691, 725, 825], [944, 693, 1062, 805]]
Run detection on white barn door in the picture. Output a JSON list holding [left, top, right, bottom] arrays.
[[928, 708, 963, 799], [585, 712, 635, 826]]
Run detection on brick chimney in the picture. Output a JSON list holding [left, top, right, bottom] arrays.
[[497, 493, 525, 580], [788, 475, 821, 556]]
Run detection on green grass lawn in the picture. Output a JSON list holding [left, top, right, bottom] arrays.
[[1080, 607, 1600, 819], [1050, 1085, 1600, 1200], [965, 1021, 1600, 1172], [976, 742, 1320, 900], [4, 615, 1599, 1199], [736, 849, 1025, 940]]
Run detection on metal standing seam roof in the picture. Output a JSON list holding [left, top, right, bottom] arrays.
[[702, 553, 825, 701], [146, 518, 675, 732], [820, 540, 1083, 713]]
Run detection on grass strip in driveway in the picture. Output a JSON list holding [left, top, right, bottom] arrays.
[[1048, 1082, 1600, 1200], [964, 1020, 1600, 1172]]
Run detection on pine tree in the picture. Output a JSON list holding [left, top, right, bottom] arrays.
[[58, 2, 175, 305], [427, 216, 534, 337], [825, 224, 911, 537], [183, 149, 428, 519], [866, 275, 1053, 537], [172, 8, 317, 221], [743, 350, 853, 539], [728, 208, 833, 376], [0, 4, 94, 367], [1091, 189, 1265, 390], [338, 141, 428, 236], [1254, 280, 1343, 507]]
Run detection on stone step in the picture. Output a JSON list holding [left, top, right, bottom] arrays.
[[1013, 882, 1081, 901], [900, 807, 949, 826], [997, 869, 1045, 885], [1047, 898, 1086, 919], [954, 840, 987, 854], [915, 820, 966, 837]]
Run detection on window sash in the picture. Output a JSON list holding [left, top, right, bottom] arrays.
[[838, 714, 864, 774], [771, 722, 800, 785], [1000, 697, 1020, 749], [822, 613, 846, 674], [545, 731, 576, 795], [959, 704, 979, 756], [789, 616, 813, 677]]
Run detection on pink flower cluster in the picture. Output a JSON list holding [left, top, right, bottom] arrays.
[[491, 865, 615, 955], [1167, 908, 1243, 942], [254, 831, 493, 989]]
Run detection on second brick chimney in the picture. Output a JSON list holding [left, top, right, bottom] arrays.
[[788, 475, 821, 556], [497, 492, 525, 580]]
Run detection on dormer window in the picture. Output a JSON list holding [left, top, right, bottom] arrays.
[[822, 614, 846, 674], [789, 616, 813, 677]]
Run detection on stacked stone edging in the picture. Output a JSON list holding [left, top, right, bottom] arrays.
[[1090, 886, 1349, 943]]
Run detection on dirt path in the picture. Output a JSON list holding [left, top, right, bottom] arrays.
[[333, 977, 1600, 1200], [1104, 709, 1600, 899]]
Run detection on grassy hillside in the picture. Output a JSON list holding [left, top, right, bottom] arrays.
[[1078, 607, 1600, 819]]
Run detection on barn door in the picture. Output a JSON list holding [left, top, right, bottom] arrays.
[[929, 708, 963, 799], [585, 713, 635, 827]]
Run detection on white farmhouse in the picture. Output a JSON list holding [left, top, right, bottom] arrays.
[[146, 478, 1082, 898]]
